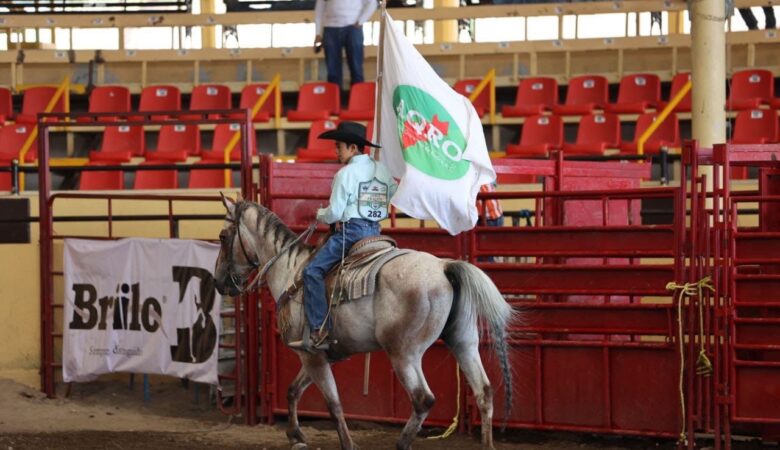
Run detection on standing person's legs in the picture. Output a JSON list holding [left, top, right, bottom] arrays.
[[303, 231, 346, 332], [344, 25, 365, 85], [739, 8, 759, 30], [764, 6, 776, 29], [322, 27, 344, 87]]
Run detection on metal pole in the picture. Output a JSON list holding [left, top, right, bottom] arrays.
[[11, 159, 19, 195], [691, 0, 727, 149], [373, 1, 387, 162], [689, 2, 726, 445]]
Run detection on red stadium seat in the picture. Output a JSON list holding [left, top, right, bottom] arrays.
[[727, 69, 774, 111], [0, 87, 13, 124], [187, 84, 232, 118], [138, 85, 181, 119], [551, 75, 608, 116], [604, 74, 660, 114], [236, 83, 277, 122], [16, 86, 66, 124], [620, 112, 680, 155], [505, 115, 563, 156], [562, 113, 620, 156], [0, 124, 37, 163], [658, 72, 692, 113], [133, 161, 178, 189], [296, 119, 340, 162], [339, 82, 376, 121], [79, 162, 124, 190], [89, 125, 145, 163], [200, 123, 257, 161], [287, 82, 340, 122], [501, 77, 558, 117], [453, 78, 489, 118], [80, 86, 131, 122], [188, 160, 232, 188], [145, 124, 200, 162], [730, 109, 778, 144]]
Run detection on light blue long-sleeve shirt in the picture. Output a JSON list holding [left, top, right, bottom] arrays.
[[316, 154, 397, 224]]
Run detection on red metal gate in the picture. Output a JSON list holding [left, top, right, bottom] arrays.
[[256, 154, 692, 438], [37, 110, 258, 422], [682, 141, 780, 449]]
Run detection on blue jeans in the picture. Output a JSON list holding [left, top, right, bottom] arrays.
[[322, 25, 364, 88], [303, 218, 380, 331]]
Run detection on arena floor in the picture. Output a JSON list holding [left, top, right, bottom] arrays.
[[0, 378, 771, 450]]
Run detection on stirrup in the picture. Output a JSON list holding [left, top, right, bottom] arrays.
[[288, 327, 330, 353]]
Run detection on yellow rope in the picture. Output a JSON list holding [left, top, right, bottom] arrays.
[[695, 277, 715, 377], [426, 363, 460, 440], [666, 276, 715, 446]]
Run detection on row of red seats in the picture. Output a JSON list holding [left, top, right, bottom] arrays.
[[4, 69, 774, 129], [79, 161, 234, 190], [506, 108, 780, 157], [457, 70, 780, 118], [0, 82, 376, 125], [0, 123, 247, 190], [87, 122, 258, 163]]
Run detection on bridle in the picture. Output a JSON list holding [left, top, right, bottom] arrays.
[[222, 204, 316, 294]]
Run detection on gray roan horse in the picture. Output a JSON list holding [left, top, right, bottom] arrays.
[[213, 196, 515, 450]]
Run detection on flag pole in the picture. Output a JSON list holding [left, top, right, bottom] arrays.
[[372, 0, 387, 162]]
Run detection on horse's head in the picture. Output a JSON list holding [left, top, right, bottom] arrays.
[[214, 194, 260, 297]]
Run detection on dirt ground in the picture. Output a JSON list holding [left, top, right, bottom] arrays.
[[0, 378, 773, 450]]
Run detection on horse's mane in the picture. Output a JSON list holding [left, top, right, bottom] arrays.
[[235, 200, 313, 252]]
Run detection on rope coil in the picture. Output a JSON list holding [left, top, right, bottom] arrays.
[[666, 276, 715, 445]]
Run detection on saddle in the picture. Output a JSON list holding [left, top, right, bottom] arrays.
[[325, 236, 411, 303], [277, 235, 410, 309]]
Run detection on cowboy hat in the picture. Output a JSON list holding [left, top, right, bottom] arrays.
[[318, 121, 381, 148]]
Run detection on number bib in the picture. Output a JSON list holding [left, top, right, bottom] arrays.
[[358, 178, 389, 221]]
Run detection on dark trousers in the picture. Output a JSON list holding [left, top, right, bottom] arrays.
[[322, 25, 365, 88], [739, 7, 776, 30], [303, 219, 380, 331]]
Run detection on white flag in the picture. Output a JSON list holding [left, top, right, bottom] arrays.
[[377, 11, 495, 235]]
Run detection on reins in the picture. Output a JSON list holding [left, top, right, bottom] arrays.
[[228, 205, 317, 294]]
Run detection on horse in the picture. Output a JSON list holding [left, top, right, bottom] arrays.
[[213, 195, 516, 450]]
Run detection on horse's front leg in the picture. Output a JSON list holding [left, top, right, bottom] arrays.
[[300, 352, 357, 450], [286, 367, 312, 449]]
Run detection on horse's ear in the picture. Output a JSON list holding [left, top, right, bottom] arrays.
[[220, 192, 236, 215]]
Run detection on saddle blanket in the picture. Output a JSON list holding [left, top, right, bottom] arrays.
[[328, 247, 413, 303]]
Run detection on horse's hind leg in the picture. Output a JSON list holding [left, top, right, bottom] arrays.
[[390, 354, 435, 450], [286, 367, 312, 448], [301, 353, 357, 450], [447, 340, 495, 449]]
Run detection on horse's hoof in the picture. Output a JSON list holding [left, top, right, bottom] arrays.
[[291, 443, 309, 450]]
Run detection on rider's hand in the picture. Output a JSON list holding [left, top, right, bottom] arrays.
[[316, 207, 327, 223]]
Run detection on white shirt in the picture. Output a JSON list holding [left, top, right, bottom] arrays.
[[314, 0, 378, 36]]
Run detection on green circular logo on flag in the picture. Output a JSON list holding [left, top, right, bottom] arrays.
[[393, 85, 470, 180]]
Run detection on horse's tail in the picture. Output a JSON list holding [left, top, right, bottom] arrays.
[[444, 260, 515, 427]]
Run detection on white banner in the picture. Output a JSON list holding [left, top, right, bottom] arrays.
[[63, 238, 222, 384], [378, 11, 496, 235]]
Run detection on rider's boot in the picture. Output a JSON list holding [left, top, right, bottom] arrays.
[[289, 327, 330, 353]]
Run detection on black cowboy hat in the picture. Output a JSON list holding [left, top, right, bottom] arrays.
[[318, 121, 381, 148]]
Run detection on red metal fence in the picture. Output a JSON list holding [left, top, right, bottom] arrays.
[[254, 154, 694, 439], [35, 121, 780, 446]]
